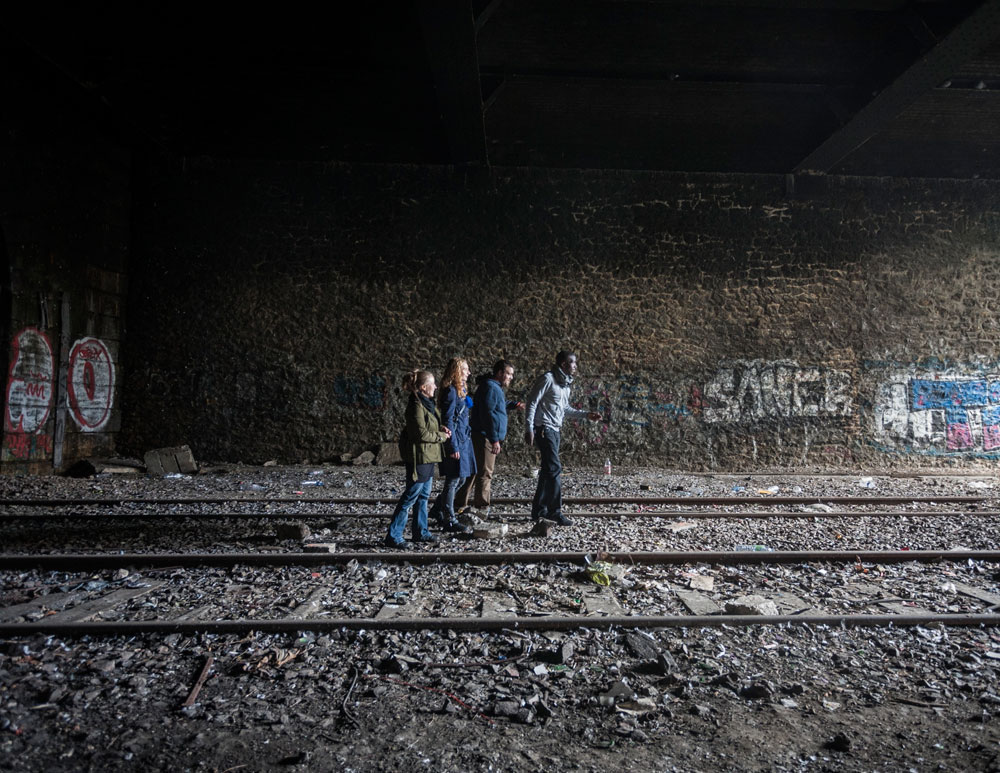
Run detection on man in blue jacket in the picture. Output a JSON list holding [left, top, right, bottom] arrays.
[[524, 351, 602, 526], [455, 359, 521, 517]]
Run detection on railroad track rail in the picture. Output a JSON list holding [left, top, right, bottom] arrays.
[[0, 509, 993, 523], [3, 548, 1000, 569], [3, 612, 999, 636], [0, 495, 987, 508]]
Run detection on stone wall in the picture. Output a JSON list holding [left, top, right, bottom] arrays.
[[0, 52, 131, 473], [0, 143, 130, 473], [121, 159, 1000, 469]]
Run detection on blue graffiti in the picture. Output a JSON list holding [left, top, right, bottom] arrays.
[[334, 375, 387, 410], [910, 378, 1000, 451]]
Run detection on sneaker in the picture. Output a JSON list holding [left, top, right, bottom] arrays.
[[550, 513, 572, 526], [443, 520, 473, 535], [412, 533, 439, 544], [383, 536, 409, 548]]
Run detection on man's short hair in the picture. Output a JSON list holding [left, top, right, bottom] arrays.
[[492, 359, 512, 376], [556, 350, 575, 367]]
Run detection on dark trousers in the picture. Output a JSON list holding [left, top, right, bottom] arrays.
[[531, 426, 562, 520], [455, 433, 495, 509]]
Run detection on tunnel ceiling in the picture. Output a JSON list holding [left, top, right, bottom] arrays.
[[14, 0, 1000, 179]]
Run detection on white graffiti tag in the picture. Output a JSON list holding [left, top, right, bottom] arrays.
[[68, 337, 116, 431], [704, 360, 852, 423], [4, 327, 55, 433]]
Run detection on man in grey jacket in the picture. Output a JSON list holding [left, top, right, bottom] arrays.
[[524, 351, 601, 526]]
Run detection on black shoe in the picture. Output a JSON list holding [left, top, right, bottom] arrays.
[[384, 536, 409, 548], [412, 533, 439, 544], [443, 520, 473, 535], [551, 513, 572, 526]]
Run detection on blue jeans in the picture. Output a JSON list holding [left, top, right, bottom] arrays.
[[531, 426, 562, 520], [387, 474, 433, 542], [430, 475, 466, 524]]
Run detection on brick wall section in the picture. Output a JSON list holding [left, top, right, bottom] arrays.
[[122, 160, 1000, 469]]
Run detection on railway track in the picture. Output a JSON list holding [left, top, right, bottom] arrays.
[[4, 488, 999, 637], [0, 508, 994, 522], [3, 547, 1000, 635], [0, 495, 986, 508]]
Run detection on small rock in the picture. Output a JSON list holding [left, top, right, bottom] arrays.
[[688, 575, 714, 591], [599, 681, 634, 706], [625, 631, 660, 660], [739, 682, 773, 701], [725, 595, 780, 616], [352, 451, 376, 466], [378, 655, 408, 674], [824, 732, 852, 752], [302, 543, 336, 553], [493, 700, 521, 717]]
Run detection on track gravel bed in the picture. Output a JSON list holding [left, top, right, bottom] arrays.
[[3, 464, 1000, 771]]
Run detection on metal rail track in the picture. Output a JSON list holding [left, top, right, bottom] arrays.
[[0, 509, 992, 523], [0, 495, 986, 507], [3, 549, 999, 570], [2, 612, 999, 637]]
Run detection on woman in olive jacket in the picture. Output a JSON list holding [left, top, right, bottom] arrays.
[[385, 369, 451, 548]]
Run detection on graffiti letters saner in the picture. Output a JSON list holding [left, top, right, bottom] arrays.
[[704, 360, 852, 423]]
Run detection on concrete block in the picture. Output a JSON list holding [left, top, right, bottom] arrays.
[[375, 442, 402, 466], [143, 445, 197, 475], [472, 523, 509, 539]]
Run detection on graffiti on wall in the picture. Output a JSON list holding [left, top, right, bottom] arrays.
[[68, 337, 116, 431], [703, 360, 852, 423], [334, 374, 388, 410], [3, 327, 55, 460], [873, 370, 1000, 455]]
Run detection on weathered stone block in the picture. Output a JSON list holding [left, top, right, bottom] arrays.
[[375, 442, 402, 466], [143, 445, 197, 475], [472, 523, 508, 539], [352, 450, 376, 466]]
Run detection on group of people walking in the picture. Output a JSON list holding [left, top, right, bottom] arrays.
[[385, 351, 600, 548]]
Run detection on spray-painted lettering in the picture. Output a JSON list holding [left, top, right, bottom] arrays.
[[703, 360, 852, 423], [3, 430, 53, 461], [4, 327, 54, 434]]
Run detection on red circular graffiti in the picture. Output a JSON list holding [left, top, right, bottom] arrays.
[[68, 338, 115, 431]]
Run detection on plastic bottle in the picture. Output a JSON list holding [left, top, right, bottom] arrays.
[[734, 544, 774, 552], [604, 459, 612, 475]]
